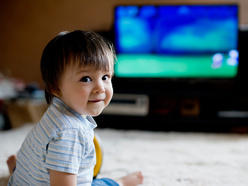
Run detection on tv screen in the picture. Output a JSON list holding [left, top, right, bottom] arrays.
[[114, 4, 239, 79]]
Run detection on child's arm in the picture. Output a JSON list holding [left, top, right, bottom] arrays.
[[50, 169, 77, 186]]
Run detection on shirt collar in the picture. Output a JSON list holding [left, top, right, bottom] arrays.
[[52, 97, 97, 130]]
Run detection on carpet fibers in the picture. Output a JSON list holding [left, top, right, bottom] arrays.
[[0, 124, 248, 186]]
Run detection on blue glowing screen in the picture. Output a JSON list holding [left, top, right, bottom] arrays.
[[114, 5, 239, 78]]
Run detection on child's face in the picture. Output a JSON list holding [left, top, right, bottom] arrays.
[[57, 63, 113, 116]]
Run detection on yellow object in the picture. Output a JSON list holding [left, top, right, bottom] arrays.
[[93, 134, 103, 178]]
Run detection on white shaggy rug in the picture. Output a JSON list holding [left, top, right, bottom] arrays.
[[1, 124, 248, 186]]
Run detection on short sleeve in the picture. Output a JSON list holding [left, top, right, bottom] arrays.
[[45, 129, 86, 174]]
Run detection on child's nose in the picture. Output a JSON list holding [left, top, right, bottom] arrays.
[[93, 81, 105, 94]]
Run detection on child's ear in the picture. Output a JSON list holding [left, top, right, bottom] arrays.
[[51, 89, 61, 97]]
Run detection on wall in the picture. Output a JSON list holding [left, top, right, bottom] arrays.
[[0, 0, 247, 88]]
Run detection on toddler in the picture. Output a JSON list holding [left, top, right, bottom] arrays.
[[7, 30, 143, 186]]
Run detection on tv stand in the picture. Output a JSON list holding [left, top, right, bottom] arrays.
[[94, 87, 248, 133]]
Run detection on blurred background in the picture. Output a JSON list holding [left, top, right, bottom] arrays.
[[1, 0, 248, 132], [0, 0, 248, 87]]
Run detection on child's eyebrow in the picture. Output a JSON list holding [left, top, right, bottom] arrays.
[[76, 67, 92, 74], [76, 66, 113, 75], [76, 69, 88, 74]]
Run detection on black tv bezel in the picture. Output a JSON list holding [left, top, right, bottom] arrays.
[[112, 3, 241, 94]]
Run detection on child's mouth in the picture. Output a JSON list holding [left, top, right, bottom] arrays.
[[89, 99, 103, 103]]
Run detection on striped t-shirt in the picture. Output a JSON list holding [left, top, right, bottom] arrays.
[[8, 97, 97, 185]]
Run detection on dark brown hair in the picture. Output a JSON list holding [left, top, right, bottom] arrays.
[[40, 30, 116, 104]]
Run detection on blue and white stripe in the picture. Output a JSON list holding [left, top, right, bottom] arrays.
[[8, 97, 97, 185]]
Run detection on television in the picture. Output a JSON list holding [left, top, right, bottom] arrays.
[[113, 4, 239, 92]]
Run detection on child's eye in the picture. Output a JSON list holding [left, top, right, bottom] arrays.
[[80, 76, 91, 82], [102, 75, 110, 81]]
